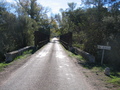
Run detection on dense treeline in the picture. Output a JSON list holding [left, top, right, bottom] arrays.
[[55, 1, 120, 68], [0, 0, 50, 62], [1, 0, 120, 68]]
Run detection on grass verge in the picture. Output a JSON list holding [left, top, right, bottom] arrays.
[[67, 49, 120, 89], [107, 72, 120, 89], [0, 63, 9, 71], [108, 76, 120, 85], [0, 50, 33, 71], [67, 50, 85, 61]]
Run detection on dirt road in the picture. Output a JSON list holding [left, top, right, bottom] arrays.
[[0, 38, 95, 90]]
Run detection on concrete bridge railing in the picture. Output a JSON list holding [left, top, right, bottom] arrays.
[[5, 46, 34, 62]]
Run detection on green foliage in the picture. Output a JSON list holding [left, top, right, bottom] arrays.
[[108, 77, 120, 85], [108, 72, 120, 87], [0, 0, 50, 62], [14, 50, 32, 60], [49, 18, 59, 37], [0, 62, 9, 71], [56, 1, 120, 68], [0, 50, 33, 71], [73, 43, 84, 49], [67, 50, 85, 61], [23, 50, 33, 55]]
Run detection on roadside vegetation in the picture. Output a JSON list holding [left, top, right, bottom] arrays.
[[0, 0, 120, 89], [0, 50, 33, 71], [52, 1, 120, 88], [1, 0, 119, 71], [53, 0, 120, 70], [0, 0, 50, 63], [67, 49, 120, 89]]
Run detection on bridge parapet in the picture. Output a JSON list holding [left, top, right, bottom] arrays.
[[34, 31, 50, 49], [60, 32, 72, 50], [5, 46, 34, 62]]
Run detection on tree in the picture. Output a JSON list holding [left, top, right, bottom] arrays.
[[67, 2, 77, 11], [49, 17, 59, 37], [0, 0, 51, 62], [0, 2, 18, 62], [17, 0, 49, 22]]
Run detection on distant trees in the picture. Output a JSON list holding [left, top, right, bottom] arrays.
[[55, 1, 120, 67], [0, 0, 50, 62], [0, 0, 120, 67], [17, 0, 50, 33], [50, 17, 59, 37]]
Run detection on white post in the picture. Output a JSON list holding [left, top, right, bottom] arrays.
[[101, 49, 105, 65]]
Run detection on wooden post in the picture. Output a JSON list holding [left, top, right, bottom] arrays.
[[101, 49, 105, 65], [98, 45, 111, 65]]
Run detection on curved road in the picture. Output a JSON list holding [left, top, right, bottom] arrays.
[[0, 38, 94, 90]]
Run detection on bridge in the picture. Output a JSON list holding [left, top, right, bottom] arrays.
[[0, 32, 95, 90]]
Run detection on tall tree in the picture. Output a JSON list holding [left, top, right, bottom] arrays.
[[18, 0, 48, 22], [67, 2, 77, 11]]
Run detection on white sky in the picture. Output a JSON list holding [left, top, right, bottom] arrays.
[[37, 0, 82, 13], [5, 0, 82, 14]]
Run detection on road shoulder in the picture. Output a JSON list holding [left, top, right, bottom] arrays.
[[66, 51, 115, 90]]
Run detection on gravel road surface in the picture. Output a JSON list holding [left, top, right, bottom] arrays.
[[0, 38, 95, 90]]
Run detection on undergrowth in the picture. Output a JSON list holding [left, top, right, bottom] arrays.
[[107, 72, 120, 88], [67, 49, 120, 89], [0, 63, 10, 71], [0, 50, 33, 71], [67, 50, 85, 61], [14, 50, 32, 60]]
